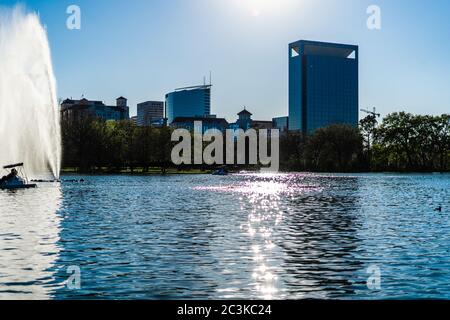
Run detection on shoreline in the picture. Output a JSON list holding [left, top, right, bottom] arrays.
[[60, 169, 450, 176]]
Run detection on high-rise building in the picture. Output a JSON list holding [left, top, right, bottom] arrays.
[[289, 40, 359, 133], [137, 101, 164, 126], [273, 116, 289, 133], [165, 85, 211, 124]]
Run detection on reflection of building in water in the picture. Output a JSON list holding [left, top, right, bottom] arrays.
[[0, 185, 62, 299]]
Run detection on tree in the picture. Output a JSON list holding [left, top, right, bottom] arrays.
[[305, 125, 363, 172], [360, 114, 379, 169], [279, 131, 307, 171], [374, 112, 416, 170], [61, 114, 101, 172], [61, 113, 449, 173], [430, 115, 450, 172], [373, 112, 449, 172]]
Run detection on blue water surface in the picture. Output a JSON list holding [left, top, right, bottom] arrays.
[[0, 173, 449, 299]]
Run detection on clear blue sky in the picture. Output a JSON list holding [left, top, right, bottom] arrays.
[[2, 0, 449, 121]]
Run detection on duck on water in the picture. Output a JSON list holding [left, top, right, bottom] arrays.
[[0, 163, 37, 190]]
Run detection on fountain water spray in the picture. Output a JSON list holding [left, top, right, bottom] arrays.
[[0, 6, 61, 179]]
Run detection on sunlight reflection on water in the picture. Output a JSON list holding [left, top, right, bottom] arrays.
[[195, 173, 329, 298], [0, 173, 449, 300]]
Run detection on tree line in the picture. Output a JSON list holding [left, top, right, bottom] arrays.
[[62, 117, 172, 173], [61, 112, 449, 173], [280, 112, 449, 172]]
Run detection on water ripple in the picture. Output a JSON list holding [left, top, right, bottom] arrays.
[[0, 173, 449, 299]]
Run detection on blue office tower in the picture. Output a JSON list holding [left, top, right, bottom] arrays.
[[166, 85, 211, 124], [289, 40, 359, 133]]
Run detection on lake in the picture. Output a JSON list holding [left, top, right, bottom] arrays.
[[0, 173, 449, 300]]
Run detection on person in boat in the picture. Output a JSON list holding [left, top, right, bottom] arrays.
[[213, 167, 228, 175], [0, 169, 18, 185]]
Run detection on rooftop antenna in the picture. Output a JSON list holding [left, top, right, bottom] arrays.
[[209, 71, 212, 86]]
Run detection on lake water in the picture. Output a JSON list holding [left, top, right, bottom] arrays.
[[0, 173, 449, 300]]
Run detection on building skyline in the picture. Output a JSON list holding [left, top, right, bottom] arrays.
[[170, 107, 281, 135], [59, 38, 360, 132], [61, 96, 130, 122], [289, 40, 359, 133], [13, 0, 448, 121]]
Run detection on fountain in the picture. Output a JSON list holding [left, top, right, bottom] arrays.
[[0, 6, 61, 179]]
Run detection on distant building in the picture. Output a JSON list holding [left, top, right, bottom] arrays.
[[166, 85, 211, 124], [61, 97, 130, 122], [273, 116, 289, 133], [116, 96, 128, 109], [253, 121, 274, 130], [171, 116, 228, 134], [289, 40, 359, 133], [149, 118, 167, 128], [236, 109, 253, 130], [130, 116, 138, 125], [137, 101, 165, 126], [230, 108, 274, 131]]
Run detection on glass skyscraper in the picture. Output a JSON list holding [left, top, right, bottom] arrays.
[[289, 40, 359, 133], [165, 85, 211, 124]]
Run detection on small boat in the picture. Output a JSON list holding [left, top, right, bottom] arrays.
[[0, 163, 37, 190], [212, 167, 229, 176]]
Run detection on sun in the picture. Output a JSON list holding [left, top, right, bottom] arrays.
[[249, 0, 277, 17], [219, 0, 298, 20], [232, 0, 293, 17], [251, 9, 261, 17]]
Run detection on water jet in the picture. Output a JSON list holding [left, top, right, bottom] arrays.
[[0, 6, 61, 179]]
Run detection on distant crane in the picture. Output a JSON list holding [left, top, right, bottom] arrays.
[[360, 107, 381, 170], [360, 107, 381, 118]]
